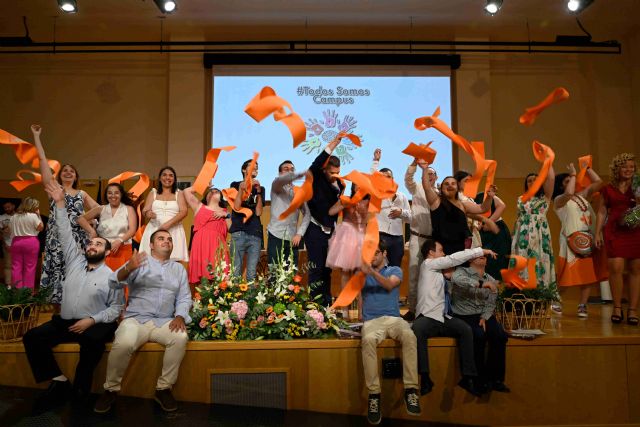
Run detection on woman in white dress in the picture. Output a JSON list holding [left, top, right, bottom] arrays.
[[77, 182, 138, 270], [139, 166, 188, 261]]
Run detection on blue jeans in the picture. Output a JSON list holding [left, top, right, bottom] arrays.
[[267, 232, 300, 268], [231, 231, 262, 281]]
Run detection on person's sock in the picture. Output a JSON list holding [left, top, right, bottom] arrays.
[[53, 375, 68, 382]]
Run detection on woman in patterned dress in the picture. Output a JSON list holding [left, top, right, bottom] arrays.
[[31, 125, 98, 304], [511, 166, 558, 309]]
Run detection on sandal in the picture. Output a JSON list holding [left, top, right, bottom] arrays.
[[627, 309, 639, 326], [611, 306, 623, 324]]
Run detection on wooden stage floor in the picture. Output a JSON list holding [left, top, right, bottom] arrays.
[[1, 292, 640, 426]]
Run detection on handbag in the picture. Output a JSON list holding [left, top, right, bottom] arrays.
[[567, 230, 593, 257]]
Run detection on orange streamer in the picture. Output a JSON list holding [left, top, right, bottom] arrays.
[[221, 187, 253, 223], [500, 255, 537, 290], [244, 86, 307, 147], [575, 154, 593, 193], [521, 141, 555, 203], [519, 87, 570, 126], [331, 272, 366, 309], [242, 152, 260, 201], [1, 128, 61, 191], [402, 142, 436, 164], [192, 146, 236, 196], [278, 172, 313, 221]]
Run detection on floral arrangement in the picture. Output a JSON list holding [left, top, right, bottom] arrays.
[[188, 251, 347, 341]]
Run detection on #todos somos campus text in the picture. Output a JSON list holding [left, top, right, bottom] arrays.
[[296, 86, 371, 106]]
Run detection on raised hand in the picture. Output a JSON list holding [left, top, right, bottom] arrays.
[[567, 162, 577, 175], [44, 180, 65, 206], [30, 124, 42, 136], [373, 148, 382, 162], [482, 249, 498, 259], [126, 250, 147, 272]]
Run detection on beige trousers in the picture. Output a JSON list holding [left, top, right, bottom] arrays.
[[104, 318, 188, 392], [361, 316, 419, 394], [408, 234, 427, 313]]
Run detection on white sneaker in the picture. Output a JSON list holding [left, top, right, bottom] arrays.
[[577, 304, 588, 318], [551, 303, 563, 314]]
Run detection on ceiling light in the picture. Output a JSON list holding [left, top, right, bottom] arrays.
[[153, 0, 177, 14], [567, 0, 594, 13], [484, 0, 503, 15], [57, 0, 77, 13]]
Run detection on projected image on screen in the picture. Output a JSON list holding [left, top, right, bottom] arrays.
[[212, 75, 452, 197]]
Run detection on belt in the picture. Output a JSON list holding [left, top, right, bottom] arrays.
[[310, 217, 333, 235], [410, 230, 430, 239]]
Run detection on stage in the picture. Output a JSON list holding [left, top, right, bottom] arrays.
[[1, 298, 640, 426]]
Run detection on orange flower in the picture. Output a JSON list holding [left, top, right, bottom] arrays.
[[219, 281, 228, 290], [289, 296, 295, 302], [277, 314, 284, 318], [266, 306, 273, 314], [293, 275, 302, 283], [249, 320, 258, 329], [293, 285, 300, 294], [194, 292, 201, 301], [266, 317, 275, 324], [239, 283, 249, 292], [240, 319, 245, 327]]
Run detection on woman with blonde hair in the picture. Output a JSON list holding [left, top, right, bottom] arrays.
[[9, 197, 44, 288], [596, 153, 640, 325]]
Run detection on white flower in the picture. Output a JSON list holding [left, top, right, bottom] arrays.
[[217, 297, 225, 305], [283, 309, 297, 321], [256, 291, 266, 305], [215, 310, 230, 324], [192, 299, 202, 311]]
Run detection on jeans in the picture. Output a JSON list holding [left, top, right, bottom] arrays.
[[231, 231, 262, 281]]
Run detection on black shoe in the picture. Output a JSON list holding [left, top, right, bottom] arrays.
[[71, 388, 93, 406], [491, 381, 511, 393], [155, 388, 178, 412], [404, 388, 421, 416], [457, 376, 482, 397], [33, 380, 72, 413], [420, 376, 434, 396], [94, 390, 117, 413], [367, 394, 381, 425], [402, 311, 416, 322]]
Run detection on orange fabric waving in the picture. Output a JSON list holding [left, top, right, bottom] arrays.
[[402, 142, 436, 164], [521, 141, 555, 203], [331, 272, 366, 309], [500, 255, 537, 290], [519, 87, 570, 126], [575, 154, 593, 193], [361, 215, 379, 265], [242, 152, 259, 201], [244, 86, 306, 147], [192, 146, 236, 196], [221, 187, 253, 223], [278, 172, 314, 220], [1, 128, 61, 191]]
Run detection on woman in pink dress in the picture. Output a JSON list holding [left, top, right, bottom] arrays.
[[596, 153, 640, 325], [184, 186, 230, 285]]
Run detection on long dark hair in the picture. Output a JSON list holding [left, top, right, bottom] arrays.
[[552, 173, 570, 200], [56, 164, 79, 189], [156, 166, 178, 194], [104, 183, 134, 207], [524, 173, 545, 198]]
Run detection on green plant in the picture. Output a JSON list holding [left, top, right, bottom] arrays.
[[497, 282, 560, 307], [0, 284, 51, 306]]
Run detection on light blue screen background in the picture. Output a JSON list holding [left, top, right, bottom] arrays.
[[212, 75, 452, 197]]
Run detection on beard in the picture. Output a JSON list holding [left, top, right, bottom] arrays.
[[85, 250, 106, 263]]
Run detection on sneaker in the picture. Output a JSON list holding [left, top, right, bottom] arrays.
[[154, 388, 178, 412], [577, 304, 588, 318], [404, 388, 421, 416], [94, 390, 117, 413], [367, 394, 381, 425], [551, 303, 563, 314]]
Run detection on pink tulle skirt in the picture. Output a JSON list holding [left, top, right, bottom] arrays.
[[326, 221, 364, 271]]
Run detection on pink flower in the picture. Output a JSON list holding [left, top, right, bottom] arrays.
[[199, 318, 208, 328], [288, 284, 295, 291], [257, 315, 265, 323], [231, 300, 249, 320], [306, 309, 327, 329]]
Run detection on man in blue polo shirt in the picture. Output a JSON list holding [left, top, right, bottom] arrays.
[[360, 241, 420, 425]]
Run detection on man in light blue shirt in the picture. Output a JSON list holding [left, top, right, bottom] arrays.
[[94, 229, 191, 414]]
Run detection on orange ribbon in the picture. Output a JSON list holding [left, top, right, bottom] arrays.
[[242, 152, 260, 201], [1, 128, 61, 191], [332, 272, 367, 309], [108, 171, 151, 243], [221, 187, 253, 223], [402, 142, 437, 164], [192, 146, 236, 196], [244, 86, 307, 147], [278, 172, 314, 221], [414, 107, 497, 199], [500, 255, 537, 290], [519, 87, 570, 126], [521, 141, 555, 203], [575, 154, 592, 192]]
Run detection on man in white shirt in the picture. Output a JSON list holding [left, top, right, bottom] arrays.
[[371, 149, 411, 268], [412, 236, 496, 397], [0, 200, 17, 284]]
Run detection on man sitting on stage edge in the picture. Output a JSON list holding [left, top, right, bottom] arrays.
[[23, 181, 123, 409], [360, 241, 421, 425], [94, 229, 192, 413]]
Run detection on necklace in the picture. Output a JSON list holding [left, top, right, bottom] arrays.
[[571, 195, 589, 212]]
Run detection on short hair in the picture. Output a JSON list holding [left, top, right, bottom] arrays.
[[421, 237, 438, 259], [56, 164, 79, 189], [150, 229, 171, 244], [100, 237, 112, 252], [326, 156, 340, 169], [379, 167, 393, 178], [16, 197, 39, 214], [156, 166, 178, 194], [377, 240, 388, 253], [278, 160, 294, 172], [104, 183, 134, 207], [241, 159, 258, 175]]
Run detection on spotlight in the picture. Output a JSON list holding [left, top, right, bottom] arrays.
[[567, 0, 594, 13], [153, 0, 177, 14], [57, 0, 77, 13], [484, 0, 503, 15]]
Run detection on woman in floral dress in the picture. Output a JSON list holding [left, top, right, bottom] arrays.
[[511, 165, 559, 309]]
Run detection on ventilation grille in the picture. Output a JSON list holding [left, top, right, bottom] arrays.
[[211, 372, 287, 409]]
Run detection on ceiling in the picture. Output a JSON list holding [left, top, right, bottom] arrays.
[[0, 0, 638, 43]]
